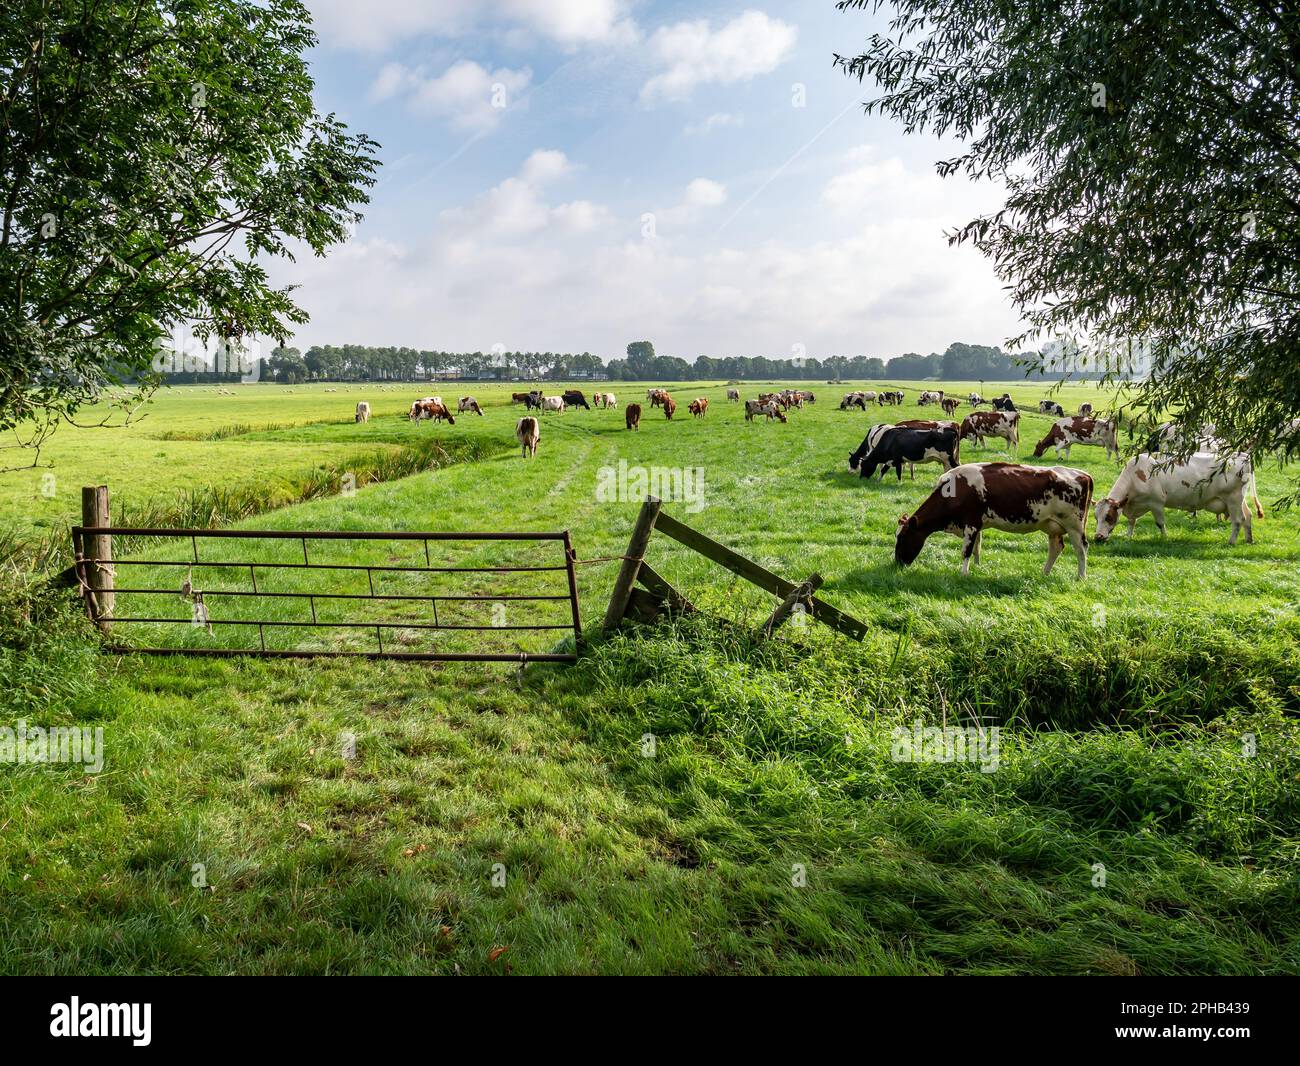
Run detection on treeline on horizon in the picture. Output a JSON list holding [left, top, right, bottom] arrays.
[[167, 340, 1103, 384]]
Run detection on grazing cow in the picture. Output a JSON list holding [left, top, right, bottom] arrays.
[[798, 391, 816, 404], [1033, 416, 1118, 461], [688, 397, 709, 418], [1094, 452, 1254, 545], [540, 396, 566, 414], [1145, 424, 1263, 519], [355, 401, 371, 423], [1038, 400, 1065, 417], [515, 416, 540, 458], [851, 425, 960, 481], [727, 388, 741, 402], [850, 419, 960, 478], [896, 463, 1093, 578], [626, 403, 642, 431], [941, 397, 959, 417], [458, 396, 484, 416], [562, 389, 590, 410], [663, 395, 677, 419], [992, 393, 1017, 412], [601, 392, 618, 410], [1078, 402, 1093, 417], [646, 388, 661, 401], [887, 390, 906, 405], [411, 400, 455, 424], [511, 391, 534, 405], [968, 392, 987, 406], [960, 410, 1020, 452], [840, 391, 867, 411], [746, 399, 787, 423], [649, 389, 669, 408]]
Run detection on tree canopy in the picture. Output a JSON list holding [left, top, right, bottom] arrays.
[[836, 0, 1300, 460], [0, 0, 378, 465]]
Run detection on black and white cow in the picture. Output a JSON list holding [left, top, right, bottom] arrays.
[[992, 393, 1017, 413], [1038, 399, 1065, 417], [849, 425, 960, 481], [895, 462, 1093, 578]]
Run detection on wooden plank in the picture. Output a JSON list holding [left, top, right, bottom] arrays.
[[636, 560, 694, 614], [624, 586, 666, 624], [760, 573, 822, 638], [652, 510, 867, 642], [602, 497, 663, 632]]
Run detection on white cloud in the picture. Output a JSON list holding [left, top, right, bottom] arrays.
[[684, 178, 728, 208], [641, 11, 798, 103], [440, 149, 609, 238], [306, 0, 635, 52], [368, 60, 532, 131], [278, 151, 1020, 360], [685, 112, 745, 136]]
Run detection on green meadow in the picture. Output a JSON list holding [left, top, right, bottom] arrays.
[[2, 379, 1298, 974]]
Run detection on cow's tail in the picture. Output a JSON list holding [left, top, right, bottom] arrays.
[[1079, 472, 1095, 534]]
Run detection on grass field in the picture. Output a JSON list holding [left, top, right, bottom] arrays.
[[2, 379, 1298, 974]]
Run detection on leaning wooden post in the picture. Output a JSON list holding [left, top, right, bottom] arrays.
[[602, 496, 662, 633], [81, 485, 114, 633], [760, 573, 822, 639]]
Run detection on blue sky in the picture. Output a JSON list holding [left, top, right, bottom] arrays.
[[280, 1, 1022, 361]]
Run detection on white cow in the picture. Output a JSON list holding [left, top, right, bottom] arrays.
[[1094, 452, 1255, 545], [540, 396, 566, 414], [602, 392, 617, 409], [355, 402, 370, 423]]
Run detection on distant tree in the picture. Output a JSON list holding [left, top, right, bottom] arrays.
[[836, 0, 1300, 461]]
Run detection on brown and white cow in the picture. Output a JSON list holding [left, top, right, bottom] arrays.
[[515, 416, 540, 458], [355, 401, 371, 423], [411, 399, 455, 424], [895, 462, 1093, 579], [648, 389, 670, 407], [960, 409, 1020, 452], [1033, 416, 1118, 461], [662, 395, 677, 419], [746, 399, 787, 423], [688, 397, 709, 417], [1078, 402, 1093, 417], [626, 403, 642, 431], [1094, 452, 1255, 545], [941, 397, 959, 417], [458, 396, 484, 416]]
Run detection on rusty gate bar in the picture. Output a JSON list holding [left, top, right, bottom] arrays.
[[70, 525, 582, 664]]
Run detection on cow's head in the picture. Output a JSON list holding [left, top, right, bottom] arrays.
[[1032, 433, 1052, 458], [1093, 498, 1123, 542], [894, 513, 924, 565]]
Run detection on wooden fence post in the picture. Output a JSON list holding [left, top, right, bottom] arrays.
[[602, 496, 662, 633], [81, 485, 114, 633]]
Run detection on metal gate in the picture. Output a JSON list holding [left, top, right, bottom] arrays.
[[71, 525, 581, 663]]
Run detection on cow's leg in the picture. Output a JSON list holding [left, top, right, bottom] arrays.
[[894, 460, 904, 481], [1068, 526, 1088, 579], [1150, 503, 1167, 536], [1044, 532, 1064, 574], [973, 529, 983, 564], [961, 527, 979, 575]]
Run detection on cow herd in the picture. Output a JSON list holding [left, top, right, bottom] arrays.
[[848, 394, 1270, 578], [345, 384, 1286, 582]]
